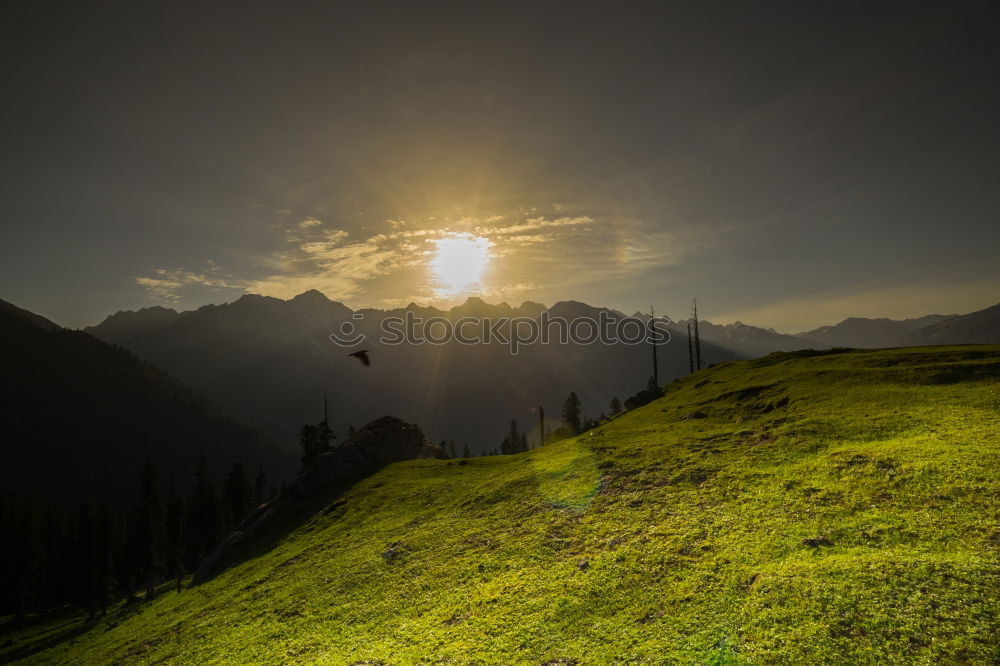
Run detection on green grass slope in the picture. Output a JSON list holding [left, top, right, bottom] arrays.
[[6, 346, 1000, 664]]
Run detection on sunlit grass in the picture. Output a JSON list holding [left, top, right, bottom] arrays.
[[5, 345, 999, 663]]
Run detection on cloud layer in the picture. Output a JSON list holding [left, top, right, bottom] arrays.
[[135, 209, 691, 309]]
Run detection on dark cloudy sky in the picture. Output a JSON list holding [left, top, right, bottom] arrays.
[[2, 1, 998, 330]]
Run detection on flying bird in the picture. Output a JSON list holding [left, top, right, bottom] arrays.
[[348, 349, 371, 367]]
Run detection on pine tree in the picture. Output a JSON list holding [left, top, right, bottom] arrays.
[[165, 477, 185, 593], [562, 392, 582, 435], [299, 423, 322, 470], [184, 455, 222, 572], [609, 396, 622, 415], [222, 463, 252, 532], [462, 443, 471, 458], [538, 405, 545, 447], [33, 501, 66, 612], [73, 496, 97, 611], [134, 463, 166, 598], [12, 497, 44, 618], [692, 298, 703, 370], [254, 471, 267, 507], [519, 432, 529, 453], [501, 421, 520, 455], [687, 322, 694, 374], [300, 395, 336, 472], [90, 502, 115, 615], [449, 441, 457, 459], [318, 393, 335, 450], [650, 305, 658, 385]]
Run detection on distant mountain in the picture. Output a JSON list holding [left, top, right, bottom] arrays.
[[84, 291, 998, 453], [86, 305, 186, 344], [673, 319, 815, 356], [902, 302, 1000, 345], [87, 293, 760, 453], [796, 314, 954, 348], [0, 300, 292, 505]]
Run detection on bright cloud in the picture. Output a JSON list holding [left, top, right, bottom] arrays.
[[135, 209, 698, 307]]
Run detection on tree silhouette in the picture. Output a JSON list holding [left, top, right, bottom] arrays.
[[254, 471, 267, 507], [132, 463, 166, 598], [538, 405, 545, 447], [650, 305, 658, 385], [92, 502, 115, 614], [299, 424, 323, 470], [300, 395, 336, 472], [687, 322, 694, 374], [501, 420, 520, 455], [165, 476, 185, 593], [562, 392, 582, 435], [692, 298, 703, 370], [609, 396, 622, 415], [222, 463, 252, 532], [184, 455, 222, 572]]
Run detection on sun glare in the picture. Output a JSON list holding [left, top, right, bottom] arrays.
[[431, 233, 492, 295]]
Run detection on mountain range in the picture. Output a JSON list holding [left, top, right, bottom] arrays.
[[81, 292, 999, 455], [3, 291, 998, 501]]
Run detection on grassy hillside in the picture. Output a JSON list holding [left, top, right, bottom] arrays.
[[5, 346, 999, 664]]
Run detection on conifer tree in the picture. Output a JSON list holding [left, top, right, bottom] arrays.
[[184, 455, 222, 572], [73, 496, 96, 610], [650, 305, 658, 385], [687, 322, 694, 374], [165, 477, 185, 593], [90, 502, 115, 615], [609, 396, 622, 415], [134, 463, 166, 598], [254, 471, 267, 507], [462, 443, 471, 458], [12, 498, 43, 618], [538, 405, 545, 447], [562, 392, 582, 435], [692, 298, 703, 370], [300, 395, 336, 472], [222, 463, 252, 532], [299, 423, 323, 470], [501, 421, 520, 454]]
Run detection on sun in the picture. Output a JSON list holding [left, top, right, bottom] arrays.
[[431, 233, 492, 295]]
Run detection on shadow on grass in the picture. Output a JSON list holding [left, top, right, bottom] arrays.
[[0, 611, 92, 665], [193, 478, 358, 586]]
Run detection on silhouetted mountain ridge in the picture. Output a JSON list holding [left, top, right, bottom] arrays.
[[0, 297, 61, 331], [902, 302, 1000, 346], [796, 314, 955, 348], [82, 291, 999, 453], [85, 292, 743, 450]]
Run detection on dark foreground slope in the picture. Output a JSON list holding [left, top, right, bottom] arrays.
[[5, 346, 999, 663], [0, 302, 293, 505]]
